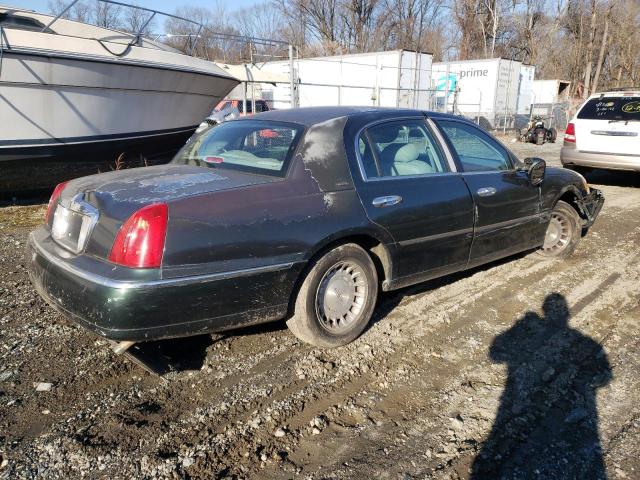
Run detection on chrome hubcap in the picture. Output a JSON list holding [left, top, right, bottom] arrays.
[[543, 212, 571, 252], [316, 262, 367, 333]]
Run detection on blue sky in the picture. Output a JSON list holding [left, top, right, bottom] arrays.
[[12, 0, 259, 15]]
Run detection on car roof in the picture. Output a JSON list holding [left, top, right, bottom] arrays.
[[588, 89, 640, 98], [240, 106, 464, 127]]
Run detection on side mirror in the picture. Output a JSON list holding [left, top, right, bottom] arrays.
[[523, 157, 546, 186]]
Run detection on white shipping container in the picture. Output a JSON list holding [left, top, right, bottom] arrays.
[[259, 50, 433, 110], [517, 65, 536, 115], [431, 58, 523, 128], [531, 79, 571, 105]]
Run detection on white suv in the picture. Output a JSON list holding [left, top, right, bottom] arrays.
[[561, 89, 640, 172]]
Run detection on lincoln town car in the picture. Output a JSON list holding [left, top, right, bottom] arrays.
[[28, 107, 604, 351]]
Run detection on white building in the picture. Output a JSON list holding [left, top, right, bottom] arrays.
[[258, 50, 434, 110], [531, 79, 571, 105]]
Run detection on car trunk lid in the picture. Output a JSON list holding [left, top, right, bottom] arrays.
[[52, 164, 279, 255]]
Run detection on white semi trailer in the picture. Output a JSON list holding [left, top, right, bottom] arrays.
[[517, 65, 536, 115], [259, 50, 433, 110], [431, 58, 525, 129]]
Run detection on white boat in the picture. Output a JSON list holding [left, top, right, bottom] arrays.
[[0, 2, 239, 194]]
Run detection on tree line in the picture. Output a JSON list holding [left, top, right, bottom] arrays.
[[49, 0, 640, 97]]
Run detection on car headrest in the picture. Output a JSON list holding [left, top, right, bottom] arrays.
[[393, 143, 419, 163], [373, 128, 400, 143]]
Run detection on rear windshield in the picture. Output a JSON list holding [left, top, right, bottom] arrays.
[[577, 96, 640, 121], [172, 120, 303, 177]]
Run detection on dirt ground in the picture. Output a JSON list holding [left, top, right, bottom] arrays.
[[1, 139, 639, 480]]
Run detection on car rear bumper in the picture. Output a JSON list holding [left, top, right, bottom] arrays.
[[27, 228, 303, 342], [561, 146, 640, 171]]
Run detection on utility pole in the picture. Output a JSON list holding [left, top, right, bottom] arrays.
[[289, 44, 296, 108]]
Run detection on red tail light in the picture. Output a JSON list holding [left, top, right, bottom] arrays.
[[45, 181, 69, 223], [109, 203, 168, 268], [564, 122, 576, 143]]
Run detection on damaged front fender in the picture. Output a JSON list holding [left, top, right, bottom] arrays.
[[576, 188, 605, 228]]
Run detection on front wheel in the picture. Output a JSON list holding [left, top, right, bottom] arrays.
[[287, 244, 378, 347], [536, 200, 582, 259]]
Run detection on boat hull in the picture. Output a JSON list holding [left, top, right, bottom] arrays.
[[0, 126, 195, 196], [0, 26, 238, 196]]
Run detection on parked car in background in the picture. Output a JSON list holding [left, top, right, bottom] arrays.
[[216, 99, 271, 115], [196, 99, 272, 133], [28, 107, 603, 353], [561, 89, 640, 172]]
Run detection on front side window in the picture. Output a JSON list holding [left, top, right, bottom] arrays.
[[437, 120, 512, 172], [358, 120, 449, 179], [172, 120, 303, 177]]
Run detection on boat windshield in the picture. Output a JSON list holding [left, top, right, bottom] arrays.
[[172, 120, 304, 177], [0, 13, 55, 33]]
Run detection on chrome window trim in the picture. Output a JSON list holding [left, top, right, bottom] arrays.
[[353, 116, 458, 183], [425, 117, 458, 172], [456, 169, 526, 176]]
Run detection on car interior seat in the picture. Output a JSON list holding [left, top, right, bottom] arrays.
[[380, 142, 434, 176]]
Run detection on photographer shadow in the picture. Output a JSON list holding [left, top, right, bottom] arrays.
[[471, 293, 612, 479]]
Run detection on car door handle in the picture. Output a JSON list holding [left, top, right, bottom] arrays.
[[372, 195, 403, 208], [477, 187, 497, 197]]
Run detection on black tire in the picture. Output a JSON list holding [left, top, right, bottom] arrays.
[[548, 127, 558, 143], [535, 131, 545, 145], [536, 200, 582, 259], [286, 243, 378, 347]]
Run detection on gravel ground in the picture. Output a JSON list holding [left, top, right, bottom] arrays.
[[1, 139, 639, 480]]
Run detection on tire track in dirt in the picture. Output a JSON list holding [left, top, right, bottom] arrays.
[[264, 228, 640, 478], [4, 184, 640, 479]]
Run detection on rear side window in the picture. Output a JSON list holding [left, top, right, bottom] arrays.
[[358, 120, 449, 179], [437, 120, 512, 172], [577, 96, 640, 121], [172, 120, 303, 177]]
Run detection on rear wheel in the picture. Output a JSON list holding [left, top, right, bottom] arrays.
[[547, 128, 558, 143], [287, 244, 378, 347], [535, 130, 545, 145], [536, 200, 582, 259]]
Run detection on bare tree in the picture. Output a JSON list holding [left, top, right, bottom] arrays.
[[591, 1, 612, 93], [47, 0, 91, 23], [46, 0, 640, 91], [121, 4, 156, 37], [581, 0, 597, 97], [93, 0, 121, 29]]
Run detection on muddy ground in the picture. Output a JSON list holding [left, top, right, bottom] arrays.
[[1, 139, 639, 479]]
